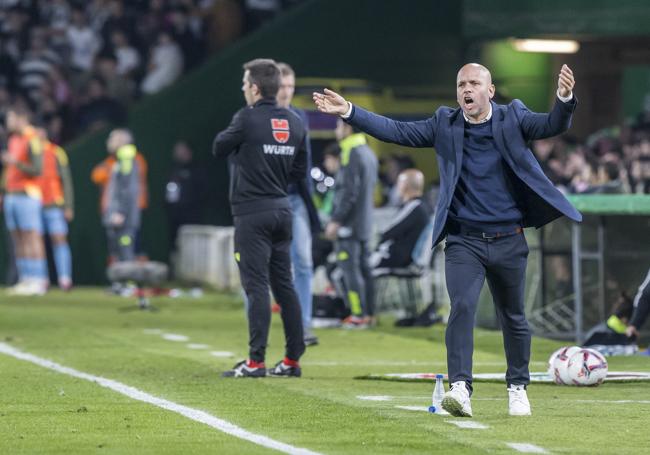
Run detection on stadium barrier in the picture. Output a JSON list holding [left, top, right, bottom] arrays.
[[176, 226, 240, 291]]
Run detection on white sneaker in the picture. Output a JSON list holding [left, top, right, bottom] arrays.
[[6, 281, 29, 296], [508, 384, 531, 416], [13, 280, 47, 296], [442, 381, 473, 417]]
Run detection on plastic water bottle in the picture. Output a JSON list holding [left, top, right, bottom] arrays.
[[428, 374, 447, 414]]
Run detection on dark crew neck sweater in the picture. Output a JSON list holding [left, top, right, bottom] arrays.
[[449, 119, 524, 228]]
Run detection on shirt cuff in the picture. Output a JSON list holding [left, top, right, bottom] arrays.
[[341, 101, 353, 119], [557, 90, 573, 103]]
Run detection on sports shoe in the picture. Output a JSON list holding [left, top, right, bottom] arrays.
[[442, 381, 473, 417], [341, 315, 370, 329], [508, 384, 531, 416], [221, 360, 266, 378], [10, 280, 47, 296], [268, 358, 301, 377]]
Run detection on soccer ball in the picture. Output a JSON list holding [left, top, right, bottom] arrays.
[[566, 348, 608, 386], [548, 346, 581, 385]]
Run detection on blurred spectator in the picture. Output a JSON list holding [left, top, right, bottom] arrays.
[[140, 30, 183, 95], [164, 140, 207, 253], [0, 39, 17, 90], [18, 32, 61, 102], [168, 5, 203, 69], [0, 0, 302, 147], [110, 29, 140, 76], [66, 7, 102, 72], [75, 76, 125, 134], [95, 53, 134, 106]]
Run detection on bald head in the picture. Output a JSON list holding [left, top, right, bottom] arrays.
[[457, 63, 492, 85], [106, 128, 134, 154], [456, 63, 495, 123], [397, 169, 425, 201]]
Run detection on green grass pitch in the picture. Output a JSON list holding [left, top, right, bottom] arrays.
[[1, 289, 649, 454]]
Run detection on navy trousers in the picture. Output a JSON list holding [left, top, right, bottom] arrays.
[[444, 232, 531, 392]]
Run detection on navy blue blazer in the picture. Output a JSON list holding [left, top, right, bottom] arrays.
[[346, 97, 582, 246]]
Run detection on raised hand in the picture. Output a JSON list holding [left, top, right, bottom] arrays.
[[312, 88, 349, 116], [558, 64, 575, 98]]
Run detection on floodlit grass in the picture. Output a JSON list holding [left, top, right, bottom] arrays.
[[1, 288, 649, 454]]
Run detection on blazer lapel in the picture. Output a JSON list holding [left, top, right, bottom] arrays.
[[491, 103, 513, 166], [452, 113, 464, 173]]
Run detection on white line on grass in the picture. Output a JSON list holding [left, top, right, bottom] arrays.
[[210, 351, 235, 358], [161, 333, 190, 342], [0, 343, 320, 455], [574, 399, 650, 404], [506, 442, 549, 453], [395, 405, 430, 412], [303, 361, 527, 367], [445, 420, 489, 430], [356, 395, 393, 401], [186, 343, 209, 350]]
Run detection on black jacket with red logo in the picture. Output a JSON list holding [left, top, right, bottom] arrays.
[[213, 97, 307, 216]]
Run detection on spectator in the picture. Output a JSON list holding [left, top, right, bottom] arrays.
[[140, 30, 184, 95], [95, 53, 134, 106], [110, 29, 140, 76], [164, 140, 207, 254], [370, 169, 431, 272], [18, 32, 61, 102], [66, 7, 102, 72], [75, 76, 125, 134]]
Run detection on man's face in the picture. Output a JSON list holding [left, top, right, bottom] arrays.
[[456, 64, 495, 121], [277, 74, 295, 108], [107, 131, 127, 153], [242, 70, 256, 106]]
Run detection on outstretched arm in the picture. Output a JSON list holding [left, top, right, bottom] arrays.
[[313, 89, 435, 148], [518, 65, 577, 141]]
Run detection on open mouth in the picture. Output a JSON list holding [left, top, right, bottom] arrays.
[[464, 96, 474, 108]]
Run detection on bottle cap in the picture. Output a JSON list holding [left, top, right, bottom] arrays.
[[435, 374, 443, 379], [428, 406, 436, 413]]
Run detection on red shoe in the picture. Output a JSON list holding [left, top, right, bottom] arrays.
[[271, 303, 281, 313]]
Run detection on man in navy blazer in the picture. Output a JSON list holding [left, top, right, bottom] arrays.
[[314, 63, 580, 417]]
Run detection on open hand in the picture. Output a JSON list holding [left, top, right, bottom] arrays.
[[558, 64, 575, 98], [313, 89, 349, 116]]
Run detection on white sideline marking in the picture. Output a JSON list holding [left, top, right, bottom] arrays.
[[143, 329, 162, 334], [446, 420, 489, 430], [395, 405, 429, 412], [356, 395, 392, 401], [186, 344, 209, 350], [210, 351, 235, 358], [0, 343, 320, 455], [506, 442, 548, 453], [304, 361, 525, 367], [574, 399, 650, 404], [161, 333, 189, 342]]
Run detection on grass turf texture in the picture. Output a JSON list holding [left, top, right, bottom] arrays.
[[0, 289, 648, 454]]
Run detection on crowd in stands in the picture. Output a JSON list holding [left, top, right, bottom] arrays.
[[0, 0, 303, 145], [532, 110, 650, 195]]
